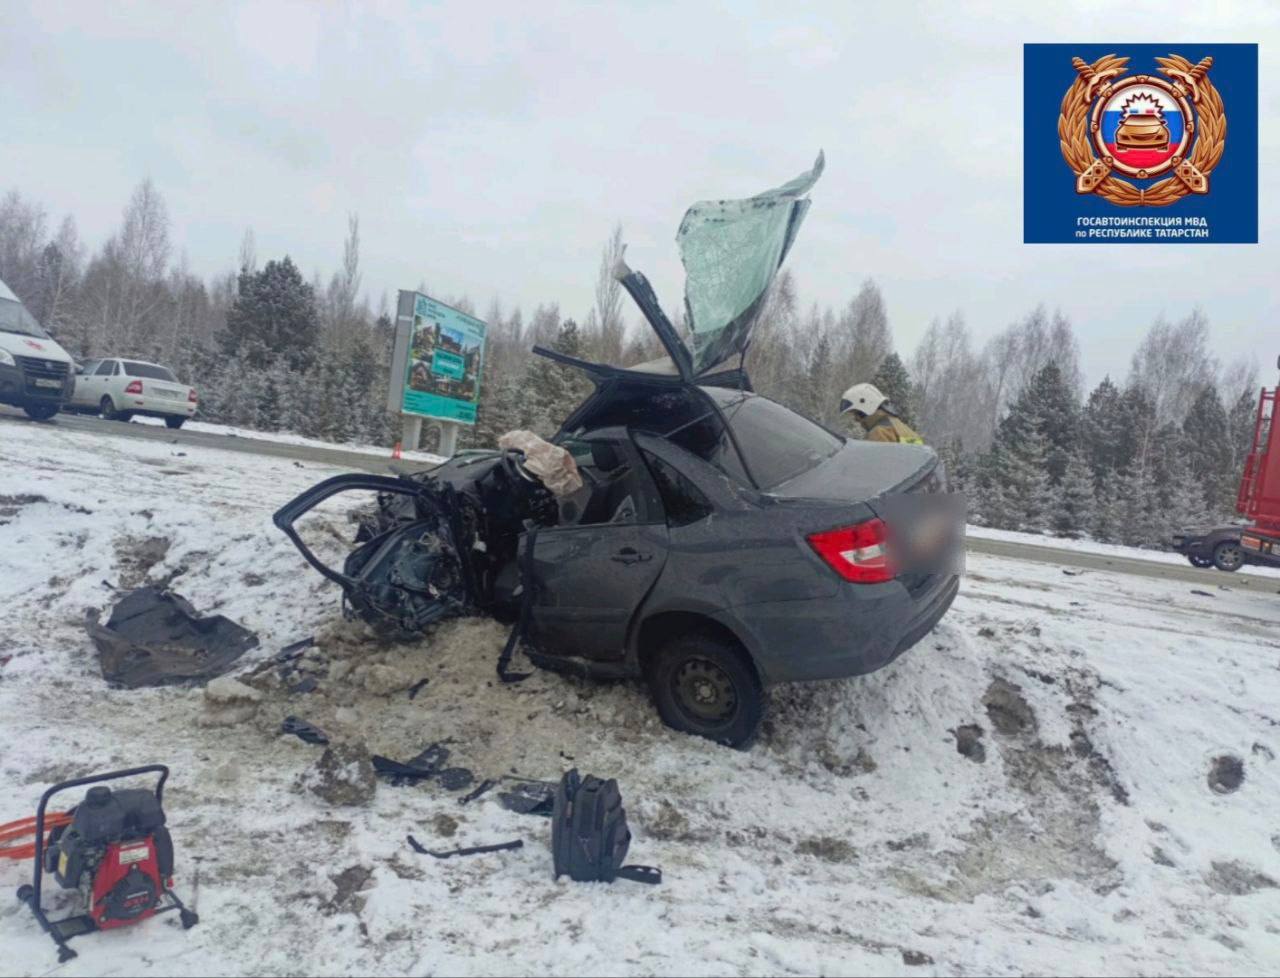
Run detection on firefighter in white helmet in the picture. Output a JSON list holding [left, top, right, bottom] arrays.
[[839, 383, 924, 444]]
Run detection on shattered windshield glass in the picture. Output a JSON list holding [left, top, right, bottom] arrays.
[[676, 151, 823, 376]]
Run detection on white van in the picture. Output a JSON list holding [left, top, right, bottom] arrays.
[[0, 278, 73, 420]]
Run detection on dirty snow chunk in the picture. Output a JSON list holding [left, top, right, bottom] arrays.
[[1208, 754, 1245, 794], [953, 724, 986, 763], [497, 430, 583, 496], [1205, 860, 1278, 895], [205, 676, 264, 705], [201, 675, 263, 727], [306, 743, 377, 807]]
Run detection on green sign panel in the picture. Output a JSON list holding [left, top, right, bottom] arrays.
[[431, 348, 465, 380], [402, 293, 486, 425]]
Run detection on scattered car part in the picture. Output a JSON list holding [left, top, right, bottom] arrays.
[[86, 587, 259, 689], [281, 716, 330, 746], [408, 677, 430, 699], [551, 769, 660, 885], [372, 744, 462, 788], [459, 779, 498, 805], [498, 779, 557, 817], [12, 765, 198, 964], [406, 836, 523, 859]]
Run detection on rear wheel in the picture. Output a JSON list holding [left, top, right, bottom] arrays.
[[1213, 540, 1244, 573], [647, 633, 763, 748], [21, 402, 59, 421], [100, 396, 132, 422], [165, 416, 186, 429]]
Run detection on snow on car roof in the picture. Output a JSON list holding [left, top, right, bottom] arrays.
[[0, 278, 20, 303]]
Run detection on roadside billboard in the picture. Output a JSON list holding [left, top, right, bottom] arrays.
[[389, 290, 486, 425]]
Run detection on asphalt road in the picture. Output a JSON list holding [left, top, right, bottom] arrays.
[[5, 408, 1277, 595]]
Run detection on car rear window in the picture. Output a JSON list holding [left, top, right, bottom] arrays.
[[703, 388, 842, 489], [123, 361, 177, 381]]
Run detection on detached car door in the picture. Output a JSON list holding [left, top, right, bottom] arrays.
[[528, 430, 669, 662]]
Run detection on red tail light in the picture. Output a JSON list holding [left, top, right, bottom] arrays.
[[188, 389, 198, 403], [124, 379, 143, 395], [807, 518, 896, 583]]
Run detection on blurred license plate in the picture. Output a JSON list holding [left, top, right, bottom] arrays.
[[1241, 535, 1261, 550], [34, 378, 61, 388]]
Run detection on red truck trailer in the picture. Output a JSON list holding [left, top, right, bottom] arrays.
[[1172, 361, 1280, 572]]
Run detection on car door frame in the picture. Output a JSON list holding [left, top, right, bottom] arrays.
[[526, 426, 670, 663]]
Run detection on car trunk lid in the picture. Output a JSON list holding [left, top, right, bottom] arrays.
[[766, 440, 936, 504]]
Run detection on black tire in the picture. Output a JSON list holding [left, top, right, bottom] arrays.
[[180, 908, 199, 929], [1213, 541, 1244, 573], [1188, 554, 1214, 569], [21, 402, 59, 421], [165, 416, 186, 429], [647, 633, 763, 748], [100, 395, 121, 421]]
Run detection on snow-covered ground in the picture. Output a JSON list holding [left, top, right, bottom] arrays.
[[2, 420, 1278, 977], [128, 413, 446, 464], [966, 524, 1280, 578]]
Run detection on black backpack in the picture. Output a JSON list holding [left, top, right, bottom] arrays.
[[551, 770, 661, 885]]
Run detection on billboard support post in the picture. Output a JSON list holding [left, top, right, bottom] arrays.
[[388, 290, 487, 459]]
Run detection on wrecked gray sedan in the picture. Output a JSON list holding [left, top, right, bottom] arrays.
[[275, 154, 964, 746]]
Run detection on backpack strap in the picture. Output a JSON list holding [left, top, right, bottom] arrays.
[[497, 528, 538, 684], [616, 865, 663, 885]]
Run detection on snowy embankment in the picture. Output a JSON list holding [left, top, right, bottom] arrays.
[[129, 413, 446, 464], [1, 418, 1278, 977]]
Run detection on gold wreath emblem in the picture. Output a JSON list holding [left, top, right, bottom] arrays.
[[1058, 53, 1227, 206]]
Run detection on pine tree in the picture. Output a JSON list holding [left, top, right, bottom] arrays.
[[1051, 449, 1096, 537], [527, 319, 591, 438], [221, 256, 319, 371], [1161, 451, 1212, 536], [1083, 376, 1126, 482], [871, 352, 915, 426], [1181, 384, 1232, 516]]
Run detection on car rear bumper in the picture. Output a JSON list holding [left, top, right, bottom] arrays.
[[732, 570, 962, 684], [121, 394, 196, 417]]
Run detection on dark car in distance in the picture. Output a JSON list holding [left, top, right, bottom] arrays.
[[274, 153, 965, 745], [1171, 524, 1280, 572]]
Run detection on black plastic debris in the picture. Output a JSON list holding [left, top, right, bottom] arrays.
[[408, 678, 430, 700], [406, 836, 523, 859], [372, 755, 437, 785], [1190, 589, 1215, 597], [86, 586, 259, 688], [498, 779, 557, 818], [281, 716, 330, 746], [276, 636, 315, 663], [435, 768, 475, 792], [460, 779, 497, 805], [372, 743, 452, 787]]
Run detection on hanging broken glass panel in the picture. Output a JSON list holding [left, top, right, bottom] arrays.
[[676, 151, 824, 376]]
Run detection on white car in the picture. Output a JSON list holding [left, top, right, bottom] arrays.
[[69, 358, 198, 428]]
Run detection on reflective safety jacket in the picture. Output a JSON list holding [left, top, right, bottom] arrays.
[[862, 409, 924, 445]]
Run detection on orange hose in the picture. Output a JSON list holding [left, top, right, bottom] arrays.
[[0, 812, 73, 860]]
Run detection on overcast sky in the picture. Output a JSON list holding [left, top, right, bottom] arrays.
[[4, 0, 1276, 386]]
